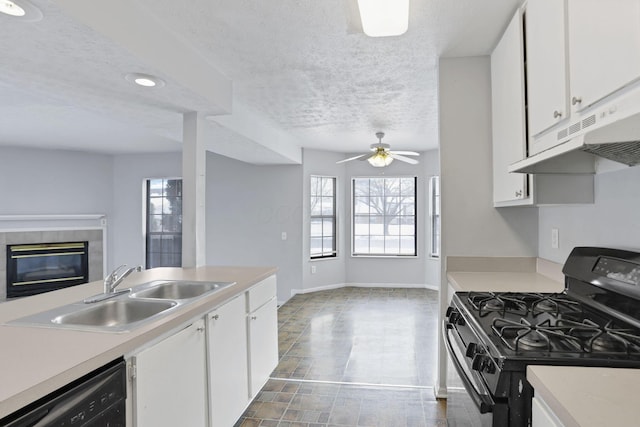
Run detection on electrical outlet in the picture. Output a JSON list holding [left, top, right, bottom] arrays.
[[551, 228, 559, 249], [311, 265, 317, 274], [281, 232, 287, 241]]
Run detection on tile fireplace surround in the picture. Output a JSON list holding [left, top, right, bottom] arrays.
[[0, 216, 105, 301]]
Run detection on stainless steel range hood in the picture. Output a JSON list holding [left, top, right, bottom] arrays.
[[509, 110, 640, 174]]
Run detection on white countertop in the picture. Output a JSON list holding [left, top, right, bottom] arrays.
[[447, 271, 564, 293], [528, 365, 640, 427], [0, 266, 277, 419]]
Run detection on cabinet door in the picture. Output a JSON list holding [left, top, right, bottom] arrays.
[[568, 0, 640, 111], [526, 0, 569, 136], [491, 9, 529, 205], [248, 297, 278, 397], [134, 320, 207, 427], [531, 396, 565, 427], [207, 295, 249, 427]]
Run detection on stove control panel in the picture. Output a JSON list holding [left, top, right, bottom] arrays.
[[593, 257, 640, 286]]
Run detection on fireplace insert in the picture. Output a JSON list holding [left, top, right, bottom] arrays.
[[6, 241, 89, 298]]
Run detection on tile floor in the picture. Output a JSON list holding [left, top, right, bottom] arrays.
[[235, 287, 451, 426]]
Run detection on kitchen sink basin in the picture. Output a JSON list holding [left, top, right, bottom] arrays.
[[8, 297, 178, 333], [52, 299, 176, 329], [6, 280, 234, 333], [130, 280, 234, 300]]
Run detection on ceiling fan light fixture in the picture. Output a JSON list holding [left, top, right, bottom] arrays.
[[357, 0, 409, 37], [367, 151, 394, 167]]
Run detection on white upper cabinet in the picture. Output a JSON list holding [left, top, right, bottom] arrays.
[[526, 0, 569, 137], [568, 0, 640, 112], [491, 8, 529, 205]]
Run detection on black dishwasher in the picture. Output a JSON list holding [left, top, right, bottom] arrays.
[[0, 358, 126, 427]]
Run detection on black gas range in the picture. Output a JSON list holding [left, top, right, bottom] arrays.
[[444, 247, 640, 427]]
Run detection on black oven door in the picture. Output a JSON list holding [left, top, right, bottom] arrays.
[[444, 323, 507, 427]]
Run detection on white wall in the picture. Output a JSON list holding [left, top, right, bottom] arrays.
[[538, 165, 640, 263], [0, 146, 113, 216], [110, 152, 182, 270], [205, 152, 303, 302], [437, 56, 538, 396], [301, 149, 348, 291], [439, 57, 538, 260]]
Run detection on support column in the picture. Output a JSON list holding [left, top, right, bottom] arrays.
[[182, 112, 207, 267]]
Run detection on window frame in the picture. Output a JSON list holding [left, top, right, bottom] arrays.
[[429, 176, 440, 259], [310, 175, 338, 259], [351, 176, 418, 258], [145, 177, 183, 269]]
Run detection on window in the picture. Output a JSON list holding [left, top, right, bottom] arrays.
[[429, 176, 440, 258], [146, 178, 183, 268], [352, 177, 417, 256], [310, 176, 337, 259]]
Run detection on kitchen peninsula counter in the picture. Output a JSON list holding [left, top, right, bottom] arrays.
[[0, 266, 277, 419], [527, 365, 640, 427]]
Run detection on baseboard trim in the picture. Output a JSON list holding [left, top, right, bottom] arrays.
[[291, 282, 438, 297]]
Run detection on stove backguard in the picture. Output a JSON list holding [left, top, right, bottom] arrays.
[[6, 241, 89, 298]]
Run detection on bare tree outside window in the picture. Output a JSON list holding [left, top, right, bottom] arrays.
[[352, 177, 417, 256]]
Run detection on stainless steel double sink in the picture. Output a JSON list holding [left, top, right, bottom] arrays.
[[7, 280, 235, 333]]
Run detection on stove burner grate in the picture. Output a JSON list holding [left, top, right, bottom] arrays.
[[492, 318, 583, 353], [492, 317, 640, 355], [467, 292, 538, 317], [530, 294, 583, 317]]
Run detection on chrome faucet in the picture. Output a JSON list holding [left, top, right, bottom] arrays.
[[104, 264, 143, 294], [84, 264, 143, 303]]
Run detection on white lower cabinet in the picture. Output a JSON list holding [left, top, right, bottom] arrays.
[[247, 276, 279, 398], [531, 396, 565, 427], [248, 297, 279, 397], [128, 275, 278, 427], [207, 294, 249, 427], [132, 319, 208, 427]]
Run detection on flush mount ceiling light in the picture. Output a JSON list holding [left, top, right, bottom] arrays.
[[0, 0, 24, 16], [357, 0, 409, 37], [125, 73, 166, 88], [0, 0, 42, 21]]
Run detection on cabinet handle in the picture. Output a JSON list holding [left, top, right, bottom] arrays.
[[211, 314, 220, 320], [571, 96, 582, 106], [515, 190, 523, 198], [251, 316, 257, 320], [553, 110, 562, 118], [196, 327, 205, 333]]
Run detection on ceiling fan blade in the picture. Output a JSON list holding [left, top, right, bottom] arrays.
[[391, 154, 419, 165], [336, 154, 366, 164], [389, 150, 420, 156]]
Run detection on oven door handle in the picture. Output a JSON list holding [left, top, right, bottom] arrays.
[[443, 323, 495, 414]]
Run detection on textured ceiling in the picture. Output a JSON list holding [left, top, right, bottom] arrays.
[[0, 0, 522, 161]]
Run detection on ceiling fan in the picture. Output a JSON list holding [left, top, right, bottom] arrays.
[[336, 132, 420, 167]]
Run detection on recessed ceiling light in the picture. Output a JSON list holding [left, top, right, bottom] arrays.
[[0, 0, 42, 21], [357, 0, 409, 37], [0, 0, 25, 16], [125, 73, 165, 88]]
